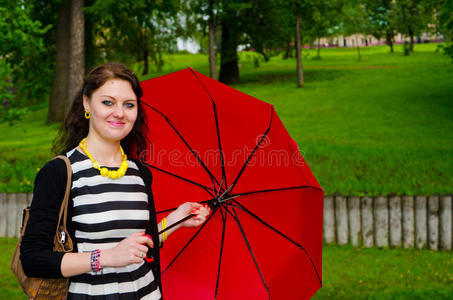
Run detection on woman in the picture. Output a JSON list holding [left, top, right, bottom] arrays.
[[21, 62, 210, 299]]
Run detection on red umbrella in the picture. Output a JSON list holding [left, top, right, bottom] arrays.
[[138, 68, 323, 299]]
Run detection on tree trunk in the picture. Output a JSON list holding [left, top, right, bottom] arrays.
[[404, 40, 410, 56], [409, 28, 414, 52], [401, 3, 411, 55], [283, 40, 292, 59], [68, 0, 85, 110], [219, 22, 239, 84], [143, 46, 149, 75], [316, 37, 321, 59], [295, 10, 304, 88], [355, 35, 361, 61], [47, 0, 70, 123], [386, 30, 394, 53], [208, 0, 216, 80], [85, 8, 95, 70]]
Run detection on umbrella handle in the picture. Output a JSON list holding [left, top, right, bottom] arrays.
[[157, 213, 195, 235], [144, 214, 196, 263], [142, 234, 155, 263]]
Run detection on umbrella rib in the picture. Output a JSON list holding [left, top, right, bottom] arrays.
[[141, 101, 221, 189], [224, 205, 270, 299], [214, 207, 228, 299], [223, 185, 323, 201], [162, 206, 220, 273], [145, 164, 215, 197], [230, 199, 322, 286], [219, 106, 274, 199], [188, 68, 228, 194], [156, 199, 212, 215]]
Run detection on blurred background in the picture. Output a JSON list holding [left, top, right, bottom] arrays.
[[1, 0, 452, 299]]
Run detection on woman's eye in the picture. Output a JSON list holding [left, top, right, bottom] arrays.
[[125, 102, 135, 108], [102, 100, 113, 106]]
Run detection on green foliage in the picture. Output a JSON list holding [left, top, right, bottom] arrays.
[[439, 0, 453, 61], [0, 107, 30, 126], [363, 0, 397, 52], [0, 61, 14, 103], [0, 0, 53, 108], [341, 1, 369, 37], [0, 1, 50, 66], [85, 0, 181, 74], [0, 42, 32, 126], [392, 0, 436, 42], [306, 0, 343, 44]]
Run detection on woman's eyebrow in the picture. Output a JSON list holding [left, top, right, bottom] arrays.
[[99, 95, 137, 101]]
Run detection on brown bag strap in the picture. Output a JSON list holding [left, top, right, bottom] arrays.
[[54, 155, 72, 230]]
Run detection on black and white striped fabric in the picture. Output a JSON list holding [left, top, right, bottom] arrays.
[[66, 148, 161, 300]]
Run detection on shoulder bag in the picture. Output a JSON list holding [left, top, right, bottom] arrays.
[[10, 155, 73, 299]]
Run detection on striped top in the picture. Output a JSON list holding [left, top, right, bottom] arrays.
[[66, 148, 161, 300]]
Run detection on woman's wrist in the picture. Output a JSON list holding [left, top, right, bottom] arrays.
[[99, 249, 111, 268], [166, 212, 182, 232]]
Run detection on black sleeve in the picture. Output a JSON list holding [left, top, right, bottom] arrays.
[[20, 158, 68, 278], [134, 159, 162, 288]]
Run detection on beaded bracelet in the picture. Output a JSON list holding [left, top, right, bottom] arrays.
[[90, 249, 102, 273]]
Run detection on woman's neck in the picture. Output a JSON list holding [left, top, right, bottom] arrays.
[[81, 134, 123, 167]]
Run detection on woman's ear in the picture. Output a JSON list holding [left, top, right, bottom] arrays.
[[82, 95, 90, 112]]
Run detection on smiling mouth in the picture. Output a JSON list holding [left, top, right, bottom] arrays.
[[108, 121, 125, 127]]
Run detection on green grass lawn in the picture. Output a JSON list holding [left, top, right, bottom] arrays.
[[1, 43, 452, 194], [1, 238, 451, 299]]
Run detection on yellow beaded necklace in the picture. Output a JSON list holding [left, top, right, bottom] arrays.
[[78, 138, 129, 179]]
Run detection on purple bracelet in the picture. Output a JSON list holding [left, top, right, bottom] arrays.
[[90, 249, 101, 273]]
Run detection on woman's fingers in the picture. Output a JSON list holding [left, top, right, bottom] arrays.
[[192, 204, 210, 218], [131, 231, 145, 237], [190, 204, 210, 226], [143, 234, 154, 248]]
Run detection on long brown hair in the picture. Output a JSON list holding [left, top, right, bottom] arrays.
[[52, 62, 148, 157]]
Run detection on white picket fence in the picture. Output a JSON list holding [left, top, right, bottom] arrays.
[[323, 195, 452, 251], [1, 193, 452, 251]]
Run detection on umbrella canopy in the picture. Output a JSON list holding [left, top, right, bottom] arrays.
[[138, 68, 323, 299]]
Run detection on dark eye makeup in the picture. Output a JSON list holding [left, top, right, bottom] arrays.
[[102, 100, 113, 106]]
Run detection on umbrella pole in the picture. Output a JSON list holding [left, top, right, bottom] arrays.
[[157, 213, 195, 236]]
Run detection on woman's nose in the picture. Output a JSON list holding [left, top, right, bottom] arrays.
[[113, 104, 124, 117]]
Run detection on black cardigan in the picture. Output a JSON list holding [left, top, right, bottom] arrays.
[[20, 156, 162, 289]]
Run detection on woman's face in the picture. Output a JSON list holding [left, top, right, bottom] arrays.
[[83, 79, 138, 143]]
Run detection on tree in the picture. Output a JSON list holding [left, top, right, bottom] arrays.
[[218, 11, 239, 83], [306, 0, 342, 60], [86, 0, 180, 75], [186, 0, 222, 79], [208, 0, 217, 79], [47, 0, 70, 123], [189, 0, 298, 84], [47, 0, 85, 123], [393, 0, 436, 53], [69, 0, 85, 113], [0, 0, 51, 109], [279, 0, 344, 86], [217, 0, 290, 84], [341, 1, 369, 61], [439, 0, 453, 61], [295, 3, 304, 87], [364, 0, 397, 53]]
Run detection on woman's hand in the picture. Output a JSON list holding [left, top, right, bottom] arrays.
[[101, 231, 153, 268], [167, 202, 211, 230]]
